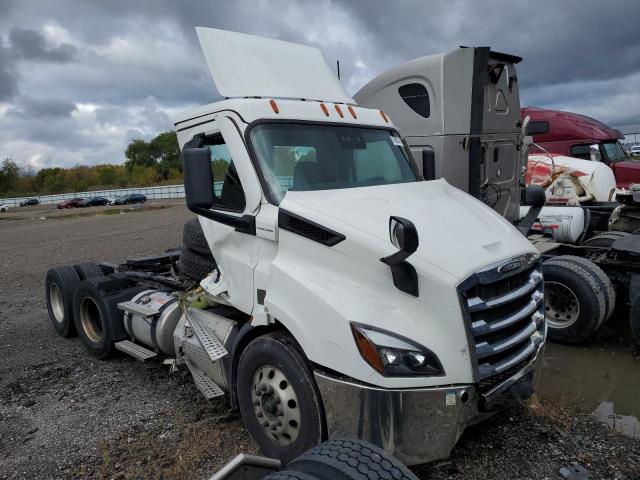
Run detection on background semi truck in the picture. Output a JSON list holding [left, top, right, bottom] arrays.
[[523, 107, 638, 188], [355, 47, 640, 345], [44, 29, 547, 468]]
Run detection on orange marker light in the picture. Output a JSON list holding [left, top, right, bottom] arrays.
[[320, 103, 330, 116], [334, 104, 344, 118], [380, 110, 389, 123], [270, 99, 279, 114], [348, 106, 357, 119]]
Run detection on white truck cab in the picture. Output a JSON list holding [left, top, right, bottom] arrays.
[[175, 28, 545, 465]]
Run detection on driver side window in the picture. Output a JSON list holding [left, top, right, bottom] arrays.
[[205, 136, 246, 211]]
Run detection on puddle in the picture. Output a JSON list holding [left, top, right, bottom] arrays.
[[538, 342, 640, 438]]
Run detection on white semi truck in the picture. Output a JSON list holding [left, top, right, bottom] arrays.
[[45, 29, 546, 467], [355, 47, 640, 345]]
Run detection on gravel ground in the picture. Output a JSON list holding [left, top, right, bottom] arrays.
[[0, 201, 638, 479]]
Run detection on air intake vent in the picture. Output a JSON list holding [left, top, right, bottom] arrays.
[[278, 209, 346, 247]]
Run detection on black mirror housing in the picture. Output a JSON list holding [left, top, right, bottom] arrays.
[[381, 216, 420, 297], [422, 149, 436, 181], [183, 147, 214, 211], [525, 185, 546, 208]]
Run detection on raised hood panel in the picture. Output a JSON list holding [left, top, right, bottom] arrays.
[[195, 27, 354, 104], [281, 179, 534, 281]]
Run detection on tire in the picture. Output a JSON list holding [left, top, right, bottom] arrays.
[[237, 332, 325, 464], [287, 439, 419, 480], [542, 260, 606, 344], [45, 266, 81, 337], [581, 231, 630, 248], [73, 262, 105, 280], [183, 218, 211, 256], [264, 471, 319, 480], [72, 277, 146, 359], [546, 255, 615, 324], [177, 247, 216, 281]]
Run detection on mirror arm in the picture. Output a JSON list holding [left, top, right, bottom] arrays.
[[517, 205, 542, 236], [189, 206, 256, 235]]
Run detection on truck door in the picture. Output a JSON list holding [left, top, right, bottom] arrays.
[[470, 49, 523, 222], [193, 116, 263, 315]]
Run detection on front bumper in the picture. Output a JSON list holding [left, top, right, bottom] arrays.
[[314, 339, 545, 466]]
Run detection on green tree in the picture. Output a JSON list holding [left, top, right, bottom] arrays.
[[152, 131, 181, 179], [125, 139, 156, 170], [0, 157, 21, 194]]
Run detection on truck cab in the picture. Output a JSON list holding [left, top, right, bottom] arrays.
[[175, 29, 545, 465], [354, 47, 525, 223], [523, 107, 637, 188]]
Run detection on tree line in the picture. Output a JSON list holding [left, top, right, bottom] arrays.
[[0, 131, 183, 198]]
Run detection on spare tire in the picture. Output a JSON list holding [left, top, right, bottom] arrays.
[[581, 231, 630, 249], [287, 439, 419, 480], [542, 260, 606, 344], [546, 255, 615, 324], [183, 218, 212, 256], [45, 266, 81, 337], [177, 247, 217, 281], [73, 262, 105, 280], [72, 277, 146, 359]]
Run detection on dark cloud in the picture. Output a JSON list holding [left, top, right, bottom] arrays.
[[0, 44, 19, 101], [0, 0, 639, 170], [9, 27, 76, 62], [7, 96, 77, 118]]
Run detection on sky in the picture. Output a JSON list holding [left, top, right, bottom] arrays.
[[1, 0, 639, 170]]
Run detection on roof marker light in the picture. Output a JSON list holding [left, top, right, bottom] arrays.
[[270, 99, 279, 114], [380, 110, 389, 123], [320, 103, 330, 117], [348, 106, 357, 119], [334, 105, 344, 118]]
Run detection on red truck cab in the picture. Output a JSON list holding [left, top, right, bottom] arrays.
[[522, 106, 639, 188]]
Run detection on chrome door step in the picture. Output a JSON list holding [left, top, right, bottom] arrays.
[[187, 361, 225, 399], [115, 340, 157, 362]]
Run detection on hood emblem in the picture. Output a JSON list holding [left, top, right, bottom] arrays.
[[498, 258, 525, 274]]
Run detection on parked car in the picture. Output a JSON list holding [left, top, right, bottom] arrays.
[[78, 196, 110, 207], [57, 197, 85, 209], [19, 198, 39, 206], [630, 145, 640, 157], [0, 204, 9, 213], [114, 193, 147, 205]]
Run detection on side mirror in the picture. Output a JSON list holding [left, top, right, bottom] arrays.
[[183, 147, 214, 211], [422, 149, 436, 181], [388, 217, 419, 256], [381, 216, 419, 297], [525, 185, 546, 208]]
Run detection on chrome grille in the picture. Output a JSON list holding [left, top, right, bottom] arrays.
[[459, 254, 545, 386]]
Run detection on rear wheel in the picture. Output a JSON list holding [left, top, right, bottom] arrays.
[[45, 266, 81, 337], [73, 262, 105, 280], [237, 332, 325, 464], [546, 255, 615, 324], [542, 260, 605, 344], [177, 246, 217, 281]]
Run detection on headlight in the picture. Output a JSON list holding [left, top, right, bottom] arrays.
[[351, 323, 444, 377]]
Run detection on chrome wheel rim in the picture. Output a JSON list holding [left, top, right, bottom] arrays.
[[545, 281, 580, 328], [49, 283, 64, 324], [251, 365, 301, 446], [79, 297, 103, 343]]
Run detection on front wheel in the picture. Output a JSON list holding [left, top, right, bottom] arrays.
[[237, 332, 325, 464]]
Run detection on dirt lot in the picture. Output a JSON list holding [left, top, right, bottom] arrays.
[[1, 201, 639, 479]]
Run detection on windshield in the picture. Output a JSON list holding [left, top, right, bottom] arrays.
[[249, 123, 419, 204], [602, 141, 627, 162]]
